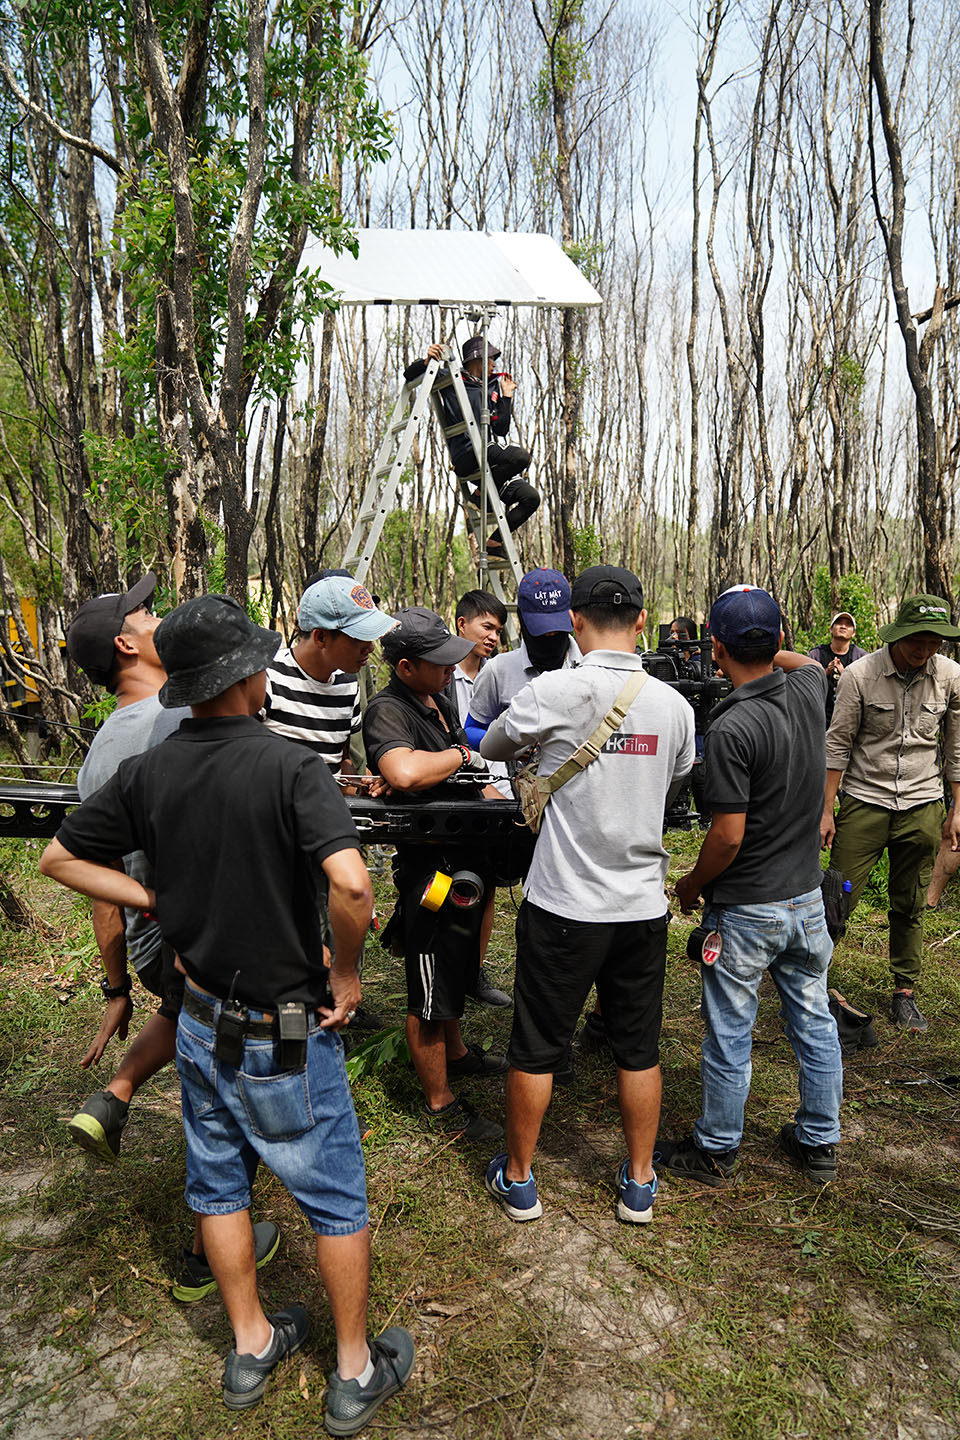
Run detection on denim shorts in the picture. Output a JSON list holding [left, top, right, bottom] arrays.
[[175, 985, 368, 1236]]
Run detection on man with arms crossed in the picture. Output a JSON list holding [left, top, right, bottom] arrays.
[[42, 596, 413, 1434], [668, 586, 842, 1186], [480, 566, 695, 1222]]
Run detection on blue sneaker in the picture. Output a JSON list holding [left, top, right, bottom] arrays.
[[616, 1160, 658, 1224], [485, 1153, 543, 1221]]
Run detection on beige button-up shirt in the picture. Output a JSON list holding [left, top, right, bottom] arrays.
[[825, 646, 960, 809]]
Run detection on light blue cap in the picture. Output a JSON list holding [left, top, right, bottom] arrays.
[[298, 576, 397, 641]]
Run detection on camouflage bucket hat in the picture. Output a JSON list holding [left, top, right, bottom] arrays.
[[155, 595, 280, 708]]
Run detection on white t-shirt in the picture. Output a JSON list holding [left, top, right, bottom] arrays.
[[496, 651, 695, 921]]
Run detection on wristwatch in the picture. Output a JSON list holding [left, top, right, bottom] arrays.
[[101, 975, 133, 1001]]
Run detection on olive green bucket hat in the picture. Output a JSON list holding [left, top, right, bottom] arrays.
[[878, 594, 960, 644]]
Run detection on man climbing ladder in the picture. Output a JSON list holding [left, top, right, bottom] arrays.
[[404, 337, 541, 556]]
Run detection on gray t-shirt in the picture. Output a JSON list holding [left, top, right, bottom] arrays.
[[467, 636, 581, 727], [77, 696, 188, 970], [492, 651, 695, 921]]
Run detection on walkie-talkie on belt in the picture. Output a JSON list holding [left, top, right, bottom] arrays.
[[214, 970, 247, 1066], [277, 1002, 308, 1069]]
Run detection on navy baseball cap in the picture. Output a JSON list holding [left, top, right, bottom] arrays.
[[298, 576, 396, 641], [380, 606, 473, 665], [709, 585, 782, 646], [517, 569, 573, 636], [66, 572, 157, 686]]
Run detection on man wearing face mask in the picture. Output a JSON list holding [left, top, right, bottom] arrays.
[[463, 570, 579, 754]]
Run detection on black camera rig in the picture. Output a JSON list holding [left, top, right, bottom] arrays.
[[640, 630, 731, 828]]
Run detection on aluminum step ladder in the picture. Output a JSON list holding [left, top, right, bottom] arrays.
[[341, 345, 524, 629]]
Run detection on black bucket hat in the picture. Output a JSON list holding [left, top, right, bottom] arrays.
[[154, 595, 280, 708]]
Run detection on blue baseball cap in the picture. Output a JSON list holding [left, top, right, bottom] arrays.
[[517, 568, 573, 636], [709, 585, 782, 647], [298, 576, 397, 641]]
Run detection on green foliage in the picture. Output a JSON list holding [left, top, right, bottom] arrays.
[[563, 237, 604, 283], [205, 532, 268, 624], [81, 692, 118, 726], [571, 523, 602, 571], [344, 1024, 409, 1083], [532, 0, 589, 111], [794, 567, 880, 653], [808, 352, 866, 420]]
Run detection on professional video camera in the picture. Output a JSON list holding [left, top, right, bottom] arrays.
[[640, 623, 732, 828]]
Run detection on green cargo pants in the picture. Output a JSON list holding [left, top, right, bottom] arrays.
[[829, 793, 942, 990]]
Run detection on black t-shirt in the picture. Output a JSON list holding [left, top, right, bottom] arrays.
[[55, 715, 360, 1007], [702, 664, 827, 904], [362, 674, 490, 875], [362, 674, 482, 801]]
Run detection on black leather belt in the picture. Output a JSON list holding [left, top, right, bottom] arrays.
[[183, 987, 276, 1037]]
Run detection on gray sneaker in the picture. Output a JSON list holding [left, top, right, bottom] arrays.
[[325, 1327, 415, 1435], [470, 965, 512, 1007], [222, 1305, 308, 1409], [890, 990, 928, 1033], [67, 1090, 129, 1162]]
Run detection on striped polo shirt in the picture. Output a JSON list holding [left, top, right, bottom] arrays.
[[263, 645, 361, 770]]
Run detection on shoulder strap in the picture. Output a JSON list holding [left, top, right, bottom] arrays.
[[537, 667, 649, 801]]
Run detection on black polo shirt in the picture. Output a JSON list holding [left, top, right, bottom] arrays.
[[362, 673, 481, 802], [55, 715, 360, 1007], [702, 663, 827, 904]]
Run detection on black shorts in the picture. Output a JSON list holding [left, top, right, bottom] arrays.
[[135, 942, 185, 1022], [509, 900, 668, 1073], [396, 849, 486, 1021]]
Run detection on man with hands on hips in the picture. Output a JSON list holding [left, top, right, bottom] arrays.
[[41, 595, 414, 1435]]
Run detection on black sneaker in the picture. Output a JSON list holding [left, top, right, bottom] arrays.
[[350, 1006, 386, 1033], [577, 1011, 610, 1054], [173, 1220, 281, 1303], [424, 1096, 503, 1142], [446, 1042, 509, 1078], [778, 1123, 837, 1183], [324, 1327, 415, 1435], [66, 1090, 129, 1162], [222, 1305, 309, 1409], [828, 989, 879, 1059], [890, 989, 929, 1033], [470, 965, 512, 1007], [654, 1135, 737, 1187]]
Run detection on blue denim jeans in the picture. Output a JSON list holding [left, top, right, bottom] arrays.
[[693, 889, 842, 1153], [176, 985, 368, 1236]]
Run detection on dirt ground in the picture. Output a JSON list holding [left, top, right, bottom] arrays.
[[2, 852, 960, 1440]]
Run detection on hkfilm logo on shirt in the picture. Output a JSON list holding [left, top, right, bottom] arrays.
[[601, 733, 659, 756]]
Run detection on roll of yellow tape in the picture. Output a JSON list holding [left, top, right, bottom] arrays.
[[420, 871, 452, 911]]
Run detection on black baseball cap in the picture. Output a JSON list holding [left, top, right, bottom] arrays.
[[380, 606, 473, 665], [66, 572, 158, 686], [154, 595, 281, 708], [570, 565, 644, 611]]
